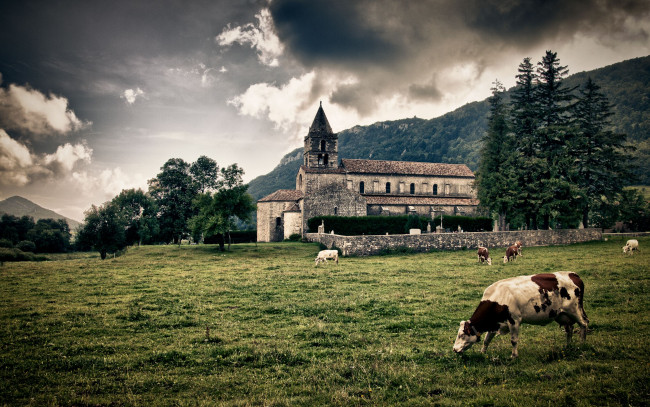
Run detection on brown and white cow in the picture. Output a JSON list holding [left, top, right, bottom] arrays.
[[453, 272, 588, 358], [477, 247, 492, 265], [503, 245, 518, 263]]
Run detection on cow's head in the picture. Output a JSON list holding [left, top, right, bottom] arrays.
[[453, 321, 480, 353], [623, 245, 629, 253]]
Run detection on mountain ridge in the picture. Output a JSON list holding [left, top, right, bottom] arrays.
[[0, 196, 81, 230]]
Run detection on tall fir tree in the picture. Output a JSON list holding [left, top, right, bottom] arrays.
[[510, 57, 542, 229], [534, 50, 576, 229], [476, 80, 513, 230], [570, 77, 632, 227]]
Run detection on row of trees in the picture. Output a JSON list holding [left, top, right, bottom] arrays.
[[476, 50, 647, 230], [75, 156, 255, 259], [0, 215, 72, 253]]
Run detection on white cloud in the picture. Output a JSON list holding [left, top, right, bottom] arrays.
[[122, 87, 145, 104], [217, 8, 283, 67], [0, 129, 34, 186], [0, 129, 92, 186], [0, 83, 89, 136], [72, 167, 147, 200], [43, 142, 93, 172], [228, 72, 318, 133]]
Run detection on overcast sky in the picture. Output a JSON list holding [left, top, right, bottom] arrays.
[[1, 0, 649, 222]]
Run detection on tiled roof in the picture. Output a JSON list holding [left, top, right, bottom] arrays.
[[258, 189, 303, 202], [341, 159, 474, 177], [364, 195, 479, 206]]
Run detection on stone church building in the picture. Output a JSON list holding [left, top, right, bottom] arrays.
[[257, 104, 479, 242]]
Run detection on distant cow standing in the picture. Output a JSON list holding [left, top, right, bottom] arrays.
[[477, 247, 492, 265], [503, 245, 518, 263], [515, 241, 523, 256], [453, 272, 589, 358]]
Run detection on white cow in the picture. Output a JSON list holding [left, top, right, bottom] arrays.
[[314, 249, 339, 266], [623, 239, 639, 255], [453, 272, 589, 358]]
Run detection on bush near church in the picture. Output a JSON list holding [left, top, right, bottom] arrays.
[[308, 215, 492, 236]]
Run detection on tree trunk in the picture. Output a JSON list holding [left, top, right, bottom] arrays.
[[216, 233, 225, 252], [582, 207, 589, 229]]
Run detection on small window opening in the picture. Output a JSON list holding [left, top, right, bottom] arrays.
[[360, 181, 365, 194], [318, 154, 323, 165], [320, 140, 326, 151], [275, 217, 282, 228], [410, 183, 415, 194], [386, 182, 391, 193], [433, 184, 438, 195], [323, 154, 329, 166], [334, 207, 338, 215]]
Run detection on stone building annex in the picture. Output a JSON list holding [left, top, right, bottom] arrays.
[[256, 104, 479, 242]]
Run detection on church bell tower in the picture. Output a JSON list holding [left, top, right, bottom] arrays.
[[304, 102, 338, 169]]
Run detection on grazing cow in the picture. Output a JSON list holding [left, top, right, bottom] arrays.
[[477, 247, 492, 265], [623, 239, 639, 255], [515, 241, 523, 256], [314, 249, 339, 266], [453, 272, 589, 358], [503, 245, 518, 263]]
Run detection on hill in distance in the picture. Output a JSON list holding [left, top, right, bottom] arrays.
[[248, 55, 650, 201], [0, 196, 81, 230]]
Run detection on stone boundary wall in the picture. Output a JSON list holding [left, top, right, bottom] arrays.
[[306, 229, 602, 256]]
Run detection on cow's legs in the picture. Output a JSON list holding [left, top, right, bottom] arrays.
[[563, 323, 574, 345], [481, 332, 496, 353], [509, 323, 520, 358]]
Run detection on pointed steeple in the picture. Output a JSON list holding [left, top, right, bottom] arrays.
[[309, 101, 333, 134], [303, 103, 338, 169]]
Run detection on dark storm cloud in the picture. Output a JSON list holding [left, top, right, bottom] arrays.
[[269, 0, 403, 66], [464, 0, 650, 45], [267, 0, 650, 113]]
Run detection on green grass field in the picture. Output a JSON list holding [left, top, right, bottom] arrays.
[[1, 237, 648, 406]]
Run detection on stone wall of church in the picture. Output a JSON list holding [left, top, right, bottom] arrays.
[[302, 183, 368, 233], [344, 174, 475, 197], [257, 201, 292, 242]]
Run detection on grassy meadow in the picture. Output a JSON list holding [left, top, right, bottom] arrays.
[[1, 236, 648, 406]]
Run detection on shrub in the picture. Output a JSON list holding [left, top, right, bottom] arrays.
[[16, 240, 36, 253], [0, 239, 13, 248], [308, 215, 492, 235], [286, 233, 302, 242]]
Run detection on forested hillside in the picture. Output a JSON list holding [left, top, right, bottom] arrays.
[[248, 55, 650, 200]]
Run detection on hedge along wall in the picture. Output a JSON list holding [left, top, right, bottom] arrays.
[[307, 215, 492, 235], [306, 228, 602, 256]]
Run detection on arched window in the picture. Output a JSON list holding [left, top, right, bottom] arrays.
[[386, 182, 391, 193], [334, 207, 338, 215], [320, 140, 326, 151], [433, 184, 438, 195], [323, 154, 329, 166], [359, 181, 365, 194], [298, 174, 303, 190], [410, 183, 415, 194], [275, 217, 282, 228]]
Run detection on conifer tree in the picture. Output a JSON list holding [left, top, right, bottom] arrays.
[[510, 57, 541, 229], [476, 80, 513, 230], [570, 77, 631, 227], [534, 50, 576, 229]]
